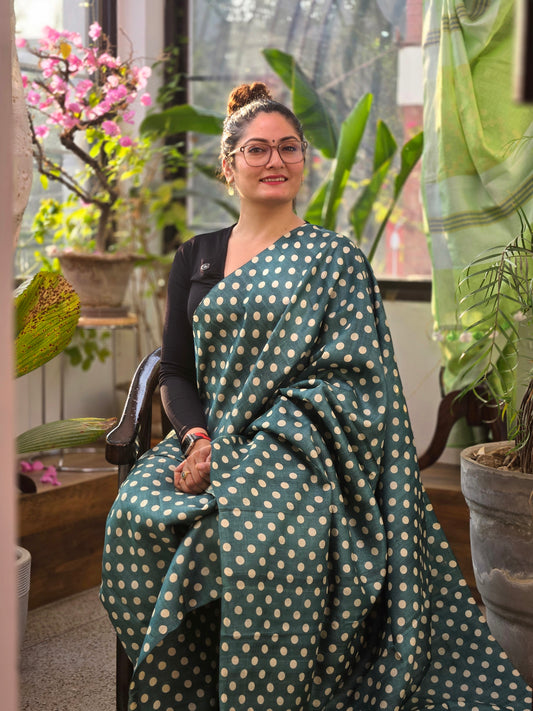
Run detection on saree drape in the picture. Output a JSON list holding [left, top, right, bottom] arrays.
[[422, 0, 533, 392], [101, 225, 530, 710]]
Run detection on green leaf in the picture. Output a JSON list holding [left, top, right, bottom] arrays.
[[392, 130, 423, 200], [366, 130, 423, 262], [40, 174, 49, 190], [304, 181, 330, 225], [140, 105, 224, 137], [263, 48, 338, 158], [15, 271, 80, 378], [321, 94, 373, 229], [16, 417, 116, 455], [350, 120, 396, 241]]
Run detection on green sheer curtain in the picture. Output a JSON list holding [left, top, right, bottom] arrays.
[[422, 0, 533, 392]]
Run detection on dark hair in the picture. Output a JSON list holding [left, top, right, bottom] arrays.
[[220, 81, 304, 166]]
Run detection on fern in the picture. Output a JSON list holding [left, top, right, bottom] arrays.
[[457, 210, 533, 465]]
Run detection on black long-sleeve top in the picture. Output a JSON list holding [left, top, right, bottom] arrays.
[[159, 225, 234, 441]]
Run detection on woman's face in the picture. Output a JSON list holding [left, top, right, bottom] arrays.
[[223, 111, 305, 208]]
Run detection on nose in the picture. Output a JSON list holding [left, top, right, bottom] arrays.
[[266, 145, 284, 167]]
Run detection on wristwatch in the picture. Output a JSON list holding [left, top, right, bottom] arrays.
[[181, 431, 211, 457]]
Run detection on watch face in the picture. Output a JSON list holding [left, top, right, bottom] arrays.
[[183, 433, 199, 455]]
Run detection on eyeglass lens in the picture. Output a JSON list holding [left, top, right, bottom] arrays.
[[242, 141, 306, 166]]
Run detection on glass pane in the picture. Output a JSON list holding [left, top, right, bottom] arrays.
[[188, 0, 429, 278]]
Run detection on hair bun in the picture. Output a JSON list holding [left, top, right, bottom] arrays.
[[227, 82, 272, 115]]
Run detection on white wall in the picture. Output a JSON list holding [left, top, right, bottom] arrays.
[[385, 299, 460, 465]]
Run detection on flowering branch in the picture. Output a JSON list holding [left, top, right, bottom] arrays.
[[21, 22, 152, 253]]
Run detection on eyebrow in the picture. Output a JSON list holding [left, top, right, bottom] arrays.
[[243, 135, 299, 144]]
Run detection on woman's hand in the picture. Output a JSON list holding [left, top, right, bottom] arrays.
[[175, 440, 212, 493]]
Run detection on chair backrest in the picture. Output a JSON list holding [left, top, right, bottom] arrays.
[[105, 347, 162, 472]]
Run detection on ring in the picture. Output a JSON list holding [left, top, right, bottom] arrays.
[[182, 470, 190, 480]]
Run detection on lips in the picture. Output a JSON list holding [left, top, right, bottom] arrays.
[[260, 176, 287, 183]]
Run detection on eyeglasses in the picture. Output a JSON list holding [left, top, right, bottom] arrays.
[[228, 139, 308, 167]]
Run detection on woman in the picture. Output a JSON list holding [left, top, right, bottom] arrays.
[[101, 83, 530, 710]]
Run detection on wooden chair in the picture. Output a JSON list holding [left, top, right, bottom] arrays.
[[105, 347, 169, 711], [417, 376, 507, 470]]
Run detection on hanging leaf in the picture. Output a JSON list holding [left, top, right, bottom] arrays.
[[16, 417, 116, 455], [263, 48, 338, 158], [15, 271, 80, 378]]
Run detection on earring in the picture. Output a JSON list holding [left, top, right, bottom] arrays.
[[227, 182, 234, 196]]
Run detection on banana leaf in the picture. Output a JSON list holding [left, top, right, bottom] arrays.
[[321, 94, 373, 230], [350, 119, 397, 242], [15, 271, 80, 378], [366, 130, 424, 262], [16, 417, 116, 455], [262, 48, 338, 158], [140, 105, 224, 138]]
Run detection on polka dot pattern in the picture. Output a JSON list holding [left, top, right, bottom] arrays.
[[101, 224, 531, 710]]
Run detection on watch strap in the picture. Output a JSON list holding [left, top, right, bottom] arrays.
[[181, 431, 211, 456]]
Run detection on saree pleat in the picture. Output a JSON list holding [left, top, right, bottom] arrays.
[[101, 224, 530, 710]]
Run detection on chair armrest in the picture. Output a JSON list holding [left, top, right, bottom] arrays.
[[105, 347, 161, 467]]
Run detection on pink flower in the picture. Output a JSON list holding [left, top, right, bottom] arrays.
[[35, 125, 50, 139], [140, 93, 152, 107], [83, 49, 99, 73], [49, 75, 67, 93], [68, 55, 83, 73], [42, 26, 61, 44], [38, 96, 54, 110], [40, 466, 61, 486], [88, 22, 102, 42], [27, 90, 41, 105], [133, 65, 152, 89], [122, 110, 135, 124], [22, 74, 28, 88], [40, 57, 61, 78], [16, 37, 27, 49], [48, 109, 65, 125], [66, 100, 82, 114], [75, 79, 94, 98], [98, 52, 120, 69], [119, 136, 133, 147], [106, 85, 128, 103], [102, 120, 120, 136]]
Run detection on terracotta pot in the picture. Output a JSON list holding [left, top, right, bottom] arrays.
[[57, 251, 137, 317], [461, 442, 533, 686]]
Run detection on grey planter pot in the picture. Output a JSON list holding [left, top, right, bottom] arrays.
[[461, 442, 533, 686], [57, 251, 137, 317]]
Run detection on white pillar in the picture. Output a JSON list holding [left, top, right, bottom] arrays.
[[1, 1, 21, 709]]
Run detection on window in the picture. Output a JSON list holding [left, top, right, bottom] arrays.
[[184, 0, 429, 280], [13, 0, 115, 278]]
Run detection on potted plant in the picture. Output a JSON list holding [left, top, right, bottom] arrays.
[[15, 269, 115, 489], [457, 211, 533, 686], [20, 22, 157, 315], [15, 269, 115, 645]]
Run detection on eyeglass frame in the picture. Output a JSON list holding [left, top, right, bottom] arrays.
[[226, 139, 308, 167]]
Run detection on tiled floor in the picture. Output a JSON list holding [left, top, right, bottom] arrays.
[[19, 586, 116, 711]]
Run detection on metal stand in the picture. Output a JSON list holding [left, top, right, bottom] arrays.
[[57, 313, 140, 472]]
